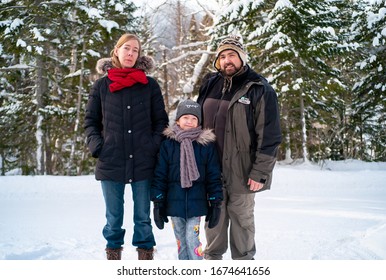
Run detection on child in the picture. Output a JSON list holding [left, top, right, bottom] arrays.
[[151, 99, 223, 260]]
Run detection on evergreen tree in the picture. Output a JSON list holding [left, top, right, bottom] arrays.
[[350, 0, 386, 161], [1, 0, 385, 176], [0, 0, 140, 175], [212, 0, 354, 162]]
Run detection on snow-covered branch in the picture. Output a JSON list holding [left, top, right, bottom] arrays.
[[195, 0, 215, 19], [158, 49, 214, 68], [183, 51, 211, 95], [171, 41, 210, 51], [0, 64, 33, 71]]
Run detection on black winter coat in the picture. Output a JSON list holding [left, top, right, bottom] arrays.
[[151, 127, 223, 219], [84, 67, 169, 183]]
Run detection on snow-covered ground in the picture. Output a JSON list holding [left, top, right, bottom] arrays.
[[1, 159, 385, 261]]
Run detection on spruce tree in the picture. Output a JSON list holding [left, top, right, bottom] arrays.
[[0, 0, 140, 175], [212, 0, 354, 162], [350, 0, 386, 161]]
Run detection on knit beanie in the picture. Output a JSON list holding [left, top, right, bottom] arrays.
[[213, 35, 247, 71], [175, 99, 202, 124]]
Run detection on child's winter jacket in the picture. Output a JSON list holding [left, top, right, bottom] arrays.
[[151, 127, 223, 219]]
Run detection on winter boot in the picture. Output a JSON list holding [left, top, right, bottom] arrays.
[[136, 248, 154, 260], [106, 247, 123, 260]]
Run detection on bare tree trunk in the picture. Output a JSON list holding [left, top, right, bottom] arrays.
[[34, 0, 48, 175], [162, 48, 170, 113], [45, 132, 53, 175], [35, 57, 47, 175], [1, 151, 5, 176], [299, 93, 309, 162], [174, 0, 186, 98], [69, 31, 86, 175], [278, 99, 292, 163], [175, 1, 183, 47], [284, 117, 292, 162]]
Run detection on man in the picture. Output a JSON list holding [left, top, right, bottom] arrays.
[[196, 35, 282, 260]]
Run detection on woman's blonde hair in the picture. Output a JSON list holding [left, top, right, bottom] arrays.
[[110, 33, 142, 68]]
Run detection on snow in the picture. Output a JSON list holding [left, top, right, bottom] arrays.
[[265, 32, 290, 50], [131, 0, 220, 11], [9, 18, 23, 31], [87, 8, 102, 19], [1, 160, 385, 261], [274, 0, 293, 10], [1, 0, 386, 277], [4, 64, 32, 70], [32, 27, 46, 42], [310, 26, 337, 38], [87, 49, 101, 58], [16, 39, 27, 48], [98, 19, 119, 33], [114, 3, 124, 12]]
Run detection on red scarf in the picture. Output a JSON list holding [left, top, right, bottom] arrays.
[[107, 68, 148, 92]]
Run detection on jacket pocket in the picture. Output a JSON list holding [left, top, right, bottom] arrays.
[[233, 149, 252, 180], [98, 134, 116, 160], [87, 135, 104, 158]]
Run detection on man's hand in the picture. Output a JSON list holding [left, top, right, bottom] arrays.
[[206, 201, 221, 228], [248, 178, 264, 192]]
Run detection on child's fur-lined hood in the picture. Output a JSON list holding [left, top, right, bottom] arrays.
[[95, 56, 155, 75], [163, 126, 216, 145]]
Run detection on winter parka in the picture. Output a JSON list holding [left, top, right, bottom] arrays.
[[84, 57, 169, 183], [151, 127, 223, 219], [197, 66, 282, 194]]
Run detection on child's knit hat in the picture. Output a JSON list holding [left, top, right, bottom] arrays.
[[175, 99, 202, 124]]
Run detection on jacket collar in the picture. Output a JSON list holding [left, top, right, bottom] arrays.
[[163, 126, 216, 146]]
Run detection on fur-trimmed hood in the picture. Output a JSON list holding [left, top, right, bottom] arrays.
[[163, 126, 216, 145], [95, 56, 155, 75]]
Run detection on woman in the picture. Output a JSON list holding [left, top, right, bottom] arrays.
[[84, 33, 169, 260]]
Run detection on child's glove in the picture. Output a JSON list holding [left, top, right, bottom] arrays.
[[153, 201, 169, 229], [205, 201, 221, 229]]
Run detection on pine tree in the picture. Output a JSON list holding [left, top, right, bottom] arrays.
[[350, 0, 386, 161], [0, 0, 140, 174], [212, 0, 354, 162]]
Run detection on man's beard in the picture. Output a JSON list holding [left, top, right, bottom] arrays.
[[222, 63, 241, 77]]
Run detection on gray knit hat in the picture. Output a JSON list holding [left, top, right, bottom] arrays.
[[175, 99, 202, 124], [214, 35, 247, 71]]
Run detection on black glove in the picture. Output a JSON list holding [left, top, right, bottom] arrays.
[[205, 201, 221, 229], [153, 201, 169, 230]]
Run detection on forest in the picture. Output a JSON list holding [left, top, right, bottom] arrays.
[[0, 0, 385, 175]]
